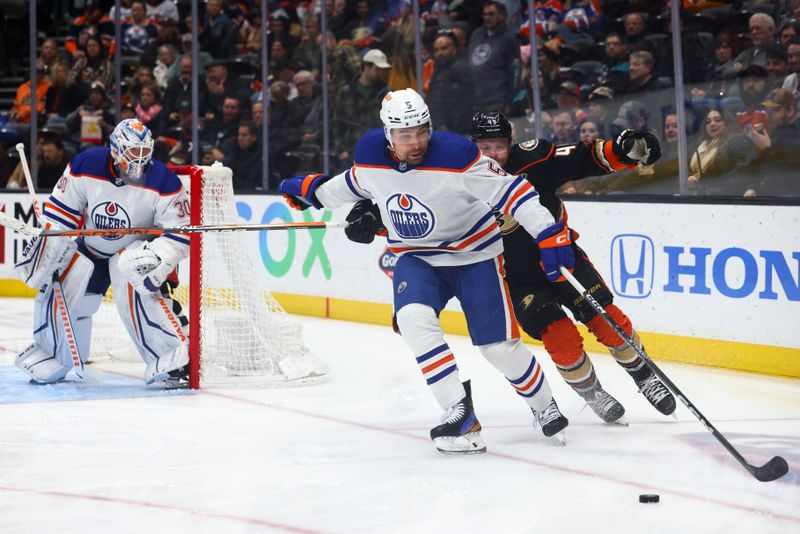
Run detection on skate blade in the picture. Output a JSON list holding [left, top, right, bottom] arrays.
[[547, 431, 567, 446], [610, 416, 629, 427], [434, 432, 487, 455]]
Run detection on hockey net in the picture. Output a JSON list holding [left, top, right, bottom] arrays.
[[90, 164, 327, 388]]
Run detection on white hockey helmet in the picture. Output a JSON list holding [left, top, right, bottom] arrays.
[[109, 118, 154, 184], [380, 88, 432, 146]]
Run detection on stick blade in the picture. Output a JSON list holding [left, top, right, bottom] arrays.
[[752, 456, 789, 482]]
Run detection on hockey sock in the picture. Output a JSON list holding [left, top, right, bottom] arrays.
[[541, 318, 598, 397], [479, 339, 553, 412], [586, 305, 648, 381], [396, 303, 465, 410]]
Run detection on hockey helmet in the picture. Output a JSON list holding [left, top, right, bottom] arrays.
[[109, 118, 154, 184], [380, 88, 432, 146], [470, 111, 512, 142]]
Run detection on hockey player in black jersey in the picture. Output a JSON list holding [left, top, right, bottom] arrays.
[[345, 111, 676, 424]]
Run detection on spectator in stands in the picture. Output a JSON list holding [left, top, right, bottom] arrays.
[[578, 119, 599, 142], [292, 16, 322, 76], [251, 100, 264, 131], [0, 132, 18, 188], [550, 110, 578, 144], [164, 57, 206, 124], [36, 136, 69, 190], [694, 32, 739, 100], [555, 81, 587, 122], [9, 64, 51, 126], [173, 33, 213, 81], [121, 0, 158, 55], [270, 40, 295, 82], [332, 49, 391, 166], [427, 32, 474, 134], [736, 65, 771, 121], [153, 45, 179, 90], [266, 9, 299, 54], [611, 100, 658, 139], [146, 0, 179, 22], [109, 0, 133, 20], [623, 12, 648, 54], [206, 96, 243, 157], [125, 65, 155, 105], [224, 120, 263, 191], [201, 61, 251, 121], [141, 18, 181, 68], [748, 88, 800, 196], [199, 0, 237, 59], [46, 63, 86, 119], [65, 0, 115, 60], [765, 44, 790, 89], [601, 33, 629, 96], [269, 80, 291, 126], [37, 39, 65, 72], [68, 36, 115, 96], [120, 102, 137, 120], [237, 9, 263, 55], [625, 51, 671, 96], [160, 99, 201, 164], [585, 85, 614, 138], [135, 82, 167, 136], [323, 31, 364, 96], [688, 106, 755, 194], [730, 13, 776, 74], [65, 82, 114, 148], [778, 21, 797, 48], [468, 1, 520, 114], [782, 38, 800, 102], [281, 70, 319, 155]]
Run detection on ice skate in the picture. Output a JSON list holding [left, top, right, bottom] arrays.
[[163, 365, 190, 389], [430, 380, 486, 455], [532, 398, 569, 445], [636, 371, 676, 416], [583, 387, 627, 425]]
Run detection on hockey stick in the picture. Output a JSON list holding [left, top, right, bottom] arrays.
[[16, 143, 84, 380], [0, 210, 348, 239], [559, 267, 789, 483]]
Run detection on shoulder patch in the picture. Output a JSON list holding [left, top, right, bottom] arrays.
[[518, 139, 539, 151]]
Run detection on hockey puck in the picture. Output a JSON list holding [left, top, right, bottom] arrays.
[[639, 494, 660, 503]]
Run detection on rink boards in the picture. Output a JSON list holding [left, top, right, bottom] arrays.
[[0, 192, 798, 378]]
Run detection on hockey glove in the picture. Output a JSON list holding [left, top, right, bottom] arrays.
[[534, 221, 575, 283], [278, 173, 330, 210], [345, 200, 386, 244], [613, 130, 662, 166], [117, 242, 174, 293]]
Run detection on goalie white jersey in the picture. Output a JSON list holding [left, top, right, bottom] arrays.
[[42, 146, 191, 259], [316, 129, 555, 267]]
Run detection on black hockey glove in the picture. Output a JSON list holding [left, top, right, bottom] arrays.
[[613, 130, 661, 166], [345, 200, 386, 244]]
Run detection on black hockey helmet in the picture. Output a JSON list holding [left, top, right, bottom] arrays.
[[470, 111, 512, 141]]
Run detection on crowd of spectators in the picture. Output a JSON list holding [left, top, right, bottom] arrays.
[[0, 0, 798, 197]]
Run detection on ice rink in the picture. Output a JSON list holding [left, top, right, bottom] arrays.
[[0, 296, 798, 534]]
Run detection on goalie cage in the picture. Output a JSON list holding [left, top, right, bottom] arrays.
[[89, 164, 328, 388]]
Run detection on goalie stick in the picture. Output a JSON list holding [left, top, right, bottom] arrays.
[[15, 143, 85, 380], [559, 266, 789, 483], [0, 210, 348, 239]]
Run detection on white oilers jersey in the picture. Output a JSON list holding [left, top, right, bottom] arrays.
[[316, 129, 555, 267], [42, 147, 191, 259]]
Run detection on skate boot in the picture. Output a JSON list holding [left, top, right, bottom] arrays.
[[163, 365, 189, 389], [532, 398, 569, 444], [583, 387, 626, 424], [636, 371, 676, 416], [430, 380, 486, 455]]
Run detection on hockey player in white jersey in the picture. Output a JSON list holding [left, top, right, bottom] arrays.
[[280, 89, 574, 453], [14, 119, 191, 386]]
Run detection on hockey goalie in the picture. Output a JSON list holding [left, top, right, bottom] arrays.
[[14, 119, 190, 387]]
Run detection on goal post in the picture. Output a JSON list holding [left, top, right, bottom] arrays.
[[91, 164, 328, 388]]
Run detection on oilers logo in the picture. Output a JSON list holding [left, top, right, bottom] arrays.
[[386, 193, 435, 239], [90, 201, 131, 240]]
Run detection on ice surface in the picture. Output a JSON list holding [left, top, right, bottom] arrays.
[[0, 297, 797, 533]]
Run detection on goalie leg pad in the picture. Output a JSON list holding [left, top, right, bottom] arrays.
[[110, 254, 189, 384], [479, 339, 553, 413], [29, 253, 96, 378], [16, 342, 70, 383], [395, 303, 464, 411]]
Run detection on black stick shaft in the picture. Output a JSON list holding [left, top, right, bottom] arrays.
[[559, 267, 787, 482]]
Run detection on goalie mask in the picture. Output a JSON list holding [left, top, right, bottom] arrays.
[[109, 118, 154, 184]]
